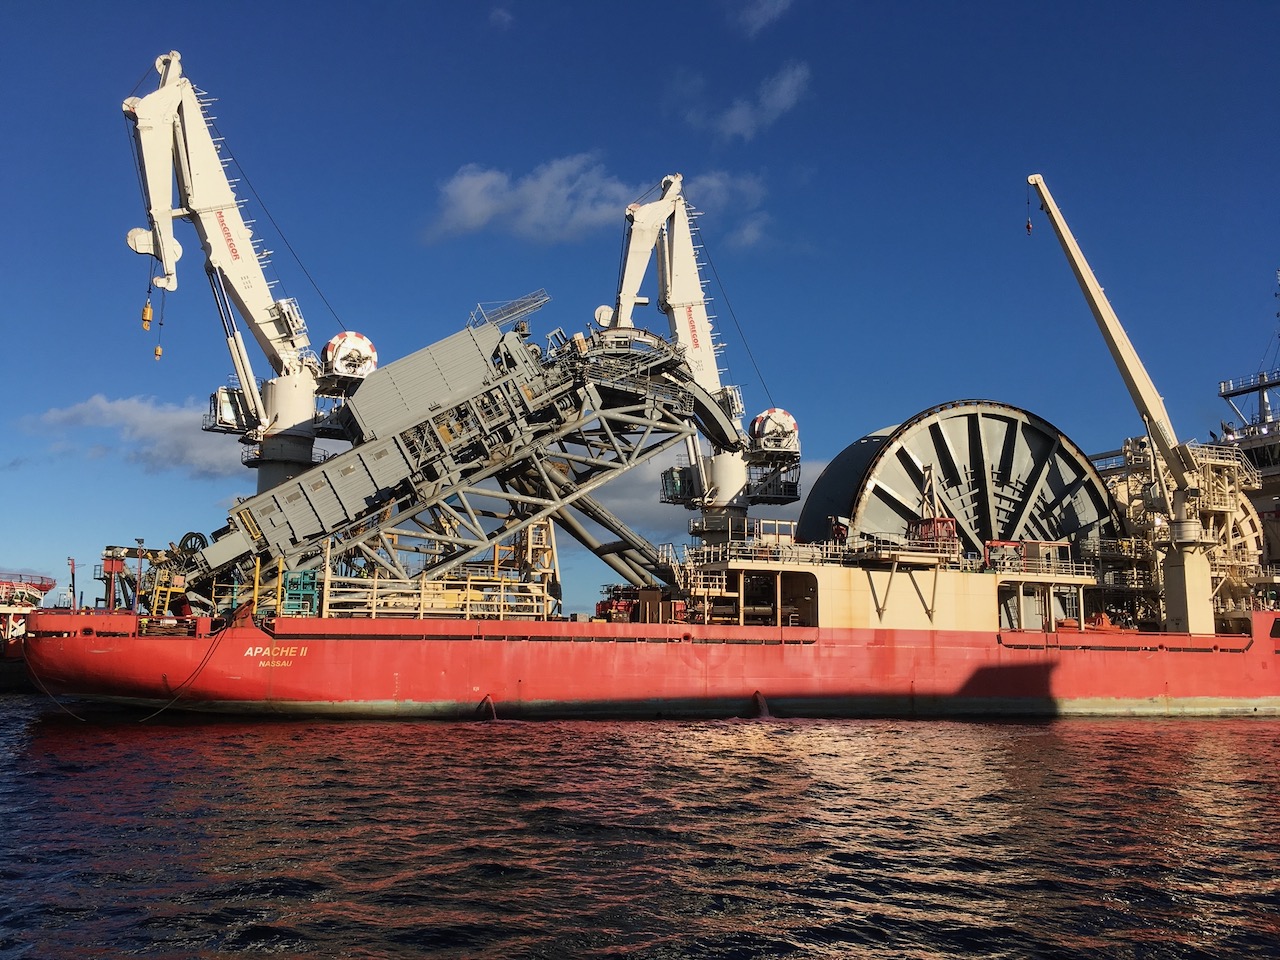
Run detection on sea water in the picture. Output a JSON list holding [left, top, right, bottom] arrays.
[[1, 694, 1277, 958]]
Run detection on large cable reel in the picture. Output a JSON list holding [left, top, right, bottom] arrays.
[[797, 400, 1123, 555]]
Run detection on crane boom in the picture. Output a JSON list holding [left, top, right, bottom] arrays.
[[596, 174, 751, 521], [124, 51, 317, 379], [1028, 173, 1214, 634], [594, 174, 800, 525], [603, 174, 727, 400], [1026, 175, 1200, 492], [122, 51, 366, 493]]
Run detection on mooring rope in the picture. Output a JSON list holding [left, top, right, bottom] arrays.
[[134, 606, 251, 723]]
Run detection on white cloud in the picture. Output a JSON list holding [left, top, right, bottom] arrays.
[[591, 456, 690, 545], [724, 211, 771, 249], [427, 160, 774, 250], [429, 154, 644, 242], [733, 0, 796, 37], [682, 171, 770, 249], [39, 394, 244, 479], [713, 61, 811, 142], [590, 453, 822, 543], [489, 7, 515, 29], [684, 170, 768, 212], [555, 451, 819, 612]]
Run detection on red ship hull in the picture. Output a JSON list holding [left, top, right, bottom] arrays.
[[22, 609, 1280, 718]]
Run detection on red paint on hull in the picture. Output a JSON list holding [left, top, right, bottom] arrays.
[[22, 609, 1280, 718]]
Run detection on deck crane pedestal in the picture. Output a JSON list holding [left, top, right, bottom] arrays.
[[1028, 173, 1216, 633]]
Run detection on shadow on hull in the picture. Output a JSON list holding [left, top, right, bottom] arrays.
[[30, 662, 1064, 723]]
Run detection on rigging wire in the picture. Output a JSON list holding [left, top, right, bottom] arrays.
[[205, 115, 348, 335], [1262, 270, 1280, 373], [125, 111, 161, 359], [692, 218, 776, 408], [125, 109, 174, 364], [24, 650, 88, 721], [139, 280, 166, 359], [133, 614, 234, 723], [153, 289, 166, 360], [124, 112, 149, 211], [614, 179, 666, 301], [125, 64, 153, 101]]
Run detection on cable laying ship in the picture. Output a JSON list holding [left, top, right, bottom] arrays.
[[22, 53, 1280, 718]]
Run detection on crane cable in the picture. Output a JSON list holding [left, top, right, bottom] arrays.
[[204, 115, 348, 336], [140, 279, 166, 360], [122, 70, 345, 348], [153, 289, 166, 360], [693, 217, 776, 408], [612, 179, 666, 310], [125, 111, 168, 361]]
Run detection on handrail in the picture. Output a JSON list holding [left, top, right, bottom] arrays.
[[1219, 367, 1280, 397]]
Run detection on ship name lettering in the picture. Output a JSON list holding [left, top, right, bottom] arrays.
[[215, 210, 241, 261], [243, 645, 307, 658]]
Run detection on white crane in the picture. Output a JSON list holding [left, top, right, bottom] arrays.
[[1028, 173, 1214, 633], [123, 51, 372, 493], [596, 175, 748, 523], [596, 175, 800, 532]]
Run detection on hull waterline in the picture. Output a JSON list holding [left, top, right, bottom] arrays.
[[23, 609, 1280, 719]]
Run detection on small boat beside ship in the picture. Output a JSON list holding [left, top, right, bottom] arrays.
[[21, 53, 1280, 718], [2, 571, 55, 691]]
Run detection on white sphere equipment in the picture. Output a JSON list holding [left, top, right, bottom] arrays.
[[323, 331, 378, 378], [748, 407, 801, 457]]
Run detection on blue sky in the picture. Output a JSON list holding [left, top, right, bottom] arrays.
[[4, 1, 1279, 614]]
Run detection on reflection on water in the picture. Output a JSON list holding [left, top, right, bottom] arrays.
[[1, 696, 1278, 959]]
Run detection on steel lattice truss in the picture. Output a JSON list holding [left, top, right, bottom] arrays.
[[184, 322, 740, 598], [309, 385, 698, 586]]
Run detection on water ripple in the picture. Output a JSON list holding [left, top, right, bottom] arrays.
[[1, 698, 1278, 958]]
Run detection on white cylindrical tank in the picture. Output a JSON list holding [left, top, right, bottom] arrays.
[[705, 452, 749, 511]]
